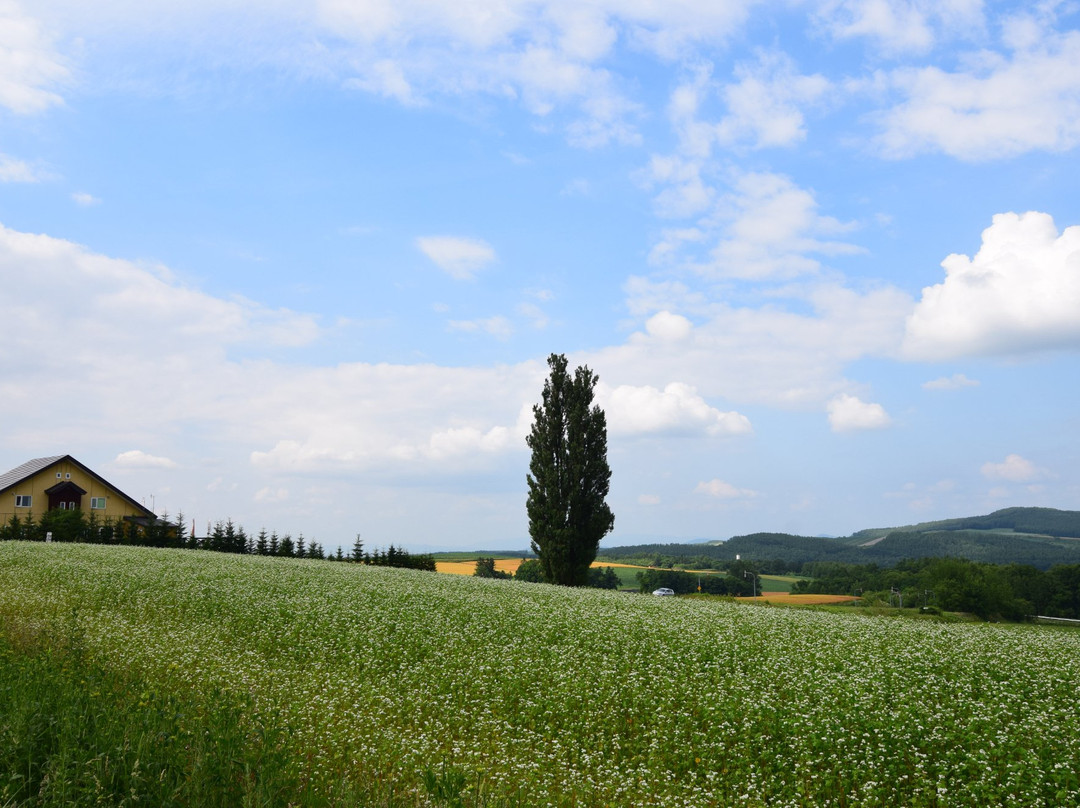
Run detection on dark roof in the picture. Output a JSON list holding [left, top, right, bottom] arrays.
[[45, 481, 88, 496], [0, 455, 65, 493], [0, 454, 156, 517]]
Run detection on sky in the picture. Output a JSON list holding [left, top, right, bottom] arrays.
[[2, 0, 1080, 553]]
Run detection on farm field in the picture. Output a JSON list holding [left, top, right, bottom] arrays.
[[736, 593, 861, 606], [3, 542, 1080, 807], [435, 558, 648, 583]]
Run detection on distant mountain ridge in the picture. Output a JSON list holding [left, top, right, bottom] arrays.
[[598, 507, 1080, 570]]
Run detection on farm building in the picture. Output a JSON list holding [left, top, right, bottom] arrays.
[[0, 455, 156, 524]]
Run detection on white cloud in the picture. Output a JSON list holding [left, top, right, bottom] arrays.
[[643, 311, 692, 341], [344, 59, 420, 106], [715, 51, 830, 149], [0, 224, 320, 354], [904, 212, 1080, 360], [874, 29, 1080, 160], [981, 453, 1046, 483], [417, 236, 496, 280], [595, 282, 912, 409], [599, 382, 752, 437], [0, 153, 46, 182], [516, 302, 549, 330], [254, 486, 289, 503], [645, 168, 862, 280], [826, 394, 892, 432], [638, 493, 661, 505], [704, 172, 861, 279], [71, 191, 101, 206], [922, 373, 979, 390], [0, 1, 68, 114], [694, 479, 759, 499], [448, 315, 513, 340], [815, 0, 984, 54], [114, 450, 177, 469]]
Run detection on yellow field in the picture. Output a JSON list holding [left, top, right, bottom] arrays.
[[436, 558, 525, 576], [737, 593, 860, 605], [435, 559, 648, 576]]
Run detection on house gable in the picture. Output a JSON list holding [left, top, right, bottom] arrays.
[[0, 455, 156, 523]]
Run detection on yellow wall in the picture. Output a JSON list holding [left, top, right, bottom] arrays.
[[1, 459, 150, 523]]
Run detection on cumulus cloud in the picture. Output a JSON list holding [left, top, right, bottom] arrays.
[[874, 28, 1080, 160], [694, 479, 759, 499], [592, 282, 912, 409], [417, 236, 496, 280], [981, 454, 1049, 483], [904, 212, 1080, 360], [599, 382, 752, 437], [114, 450, 177, 469], [922, 373, 979, 390], [826, 394, 892, 432], [643, 311, 692, 341]]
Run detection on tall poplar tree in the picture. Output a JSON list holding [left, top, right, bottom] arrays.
[[526, 353, 614, 586]]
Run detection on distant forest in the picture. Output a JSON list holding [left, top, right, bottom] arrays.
[[597, 507, 1080, 572]]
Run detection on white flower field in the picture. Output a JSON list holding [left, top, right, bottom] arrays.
[[1, 542, 1078, 806]]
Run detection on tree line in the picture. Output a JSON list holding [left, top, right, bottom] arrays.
[[795, 557, 1080, 621], [0, 511, 435, 571]]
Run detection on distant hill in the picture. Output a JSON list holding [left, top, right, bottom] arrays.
[[846, 507, 1080, 544], [598, 507, 1080, 571]]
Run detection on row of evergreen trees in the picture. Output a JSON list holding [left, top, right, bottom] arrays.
[[0, 511, 435, 571]]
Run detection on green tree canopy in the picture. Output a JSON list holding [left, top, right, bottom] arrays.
[[526, 353, 614, 586]]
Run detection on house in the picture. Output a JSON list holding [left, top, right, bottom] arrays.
[[0, 455, 156, 524]]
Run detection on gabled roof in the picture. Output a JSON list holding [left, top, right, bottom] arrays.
[[0, 454, 156, 518], [0, 455, 65, 493]]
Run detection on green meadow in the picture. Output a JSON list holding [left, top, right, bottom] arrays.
[[2, 542, 1079, 807]]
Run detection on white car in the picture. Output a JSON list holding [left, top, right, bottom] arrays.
[[652, 587, 676, 596]]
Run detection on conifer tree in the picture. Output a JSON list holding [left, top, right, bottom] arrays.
[[526, 353, 614, 586]]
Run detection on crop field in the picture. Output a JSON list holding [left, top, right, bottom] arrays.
[[2, 542, 1080, 807], [436, 558, 525, 576], [736, 593, 861, 606]]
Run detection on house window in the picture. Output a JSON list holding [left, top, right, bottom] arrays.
[[15, 495, 31, 507], [91, 497, 106, 510], [65, 473, 71, 479], [56, 472, 62, 478]]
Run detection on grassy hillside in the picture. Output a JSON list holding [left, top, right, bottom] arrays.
[[3, 542, 1080, 806]]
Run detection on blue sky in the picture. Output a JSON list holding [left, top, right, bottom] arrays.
[[2, 0, 1079, 552]]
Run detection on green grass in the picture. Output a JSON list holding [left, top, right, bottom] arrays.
[[758, 574, 811, 593], [0, 620, 328, 807], [3, 542, 1080, 807]]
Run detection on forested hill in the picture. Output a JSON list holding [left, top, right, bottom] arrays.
[[598, 507, 1080, 570], [846, 507, 1080, 543]]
